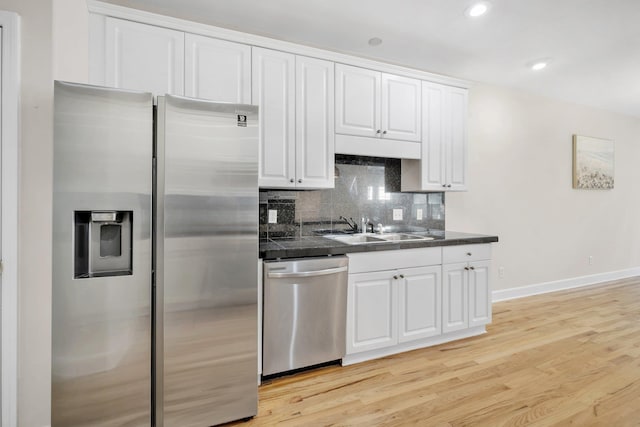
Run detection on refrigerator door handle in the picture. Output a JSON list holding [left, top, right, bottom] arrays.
[[267, 266, 348, 279]]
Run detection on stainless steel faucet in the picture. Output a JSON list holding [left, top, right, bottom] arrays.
[[339, 216, 359, 233], [361, 217, 375, 233]]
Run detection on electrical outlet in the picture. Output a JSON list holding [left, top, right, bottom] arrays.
[[499, 267, 505, 278], [416, 209, 423, 220], [393, 209, 403, 221], [588, 255, 593, 265], [268, 209, 278, 224]]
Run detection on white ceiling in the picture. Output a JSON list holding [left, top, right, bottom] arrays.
[[104, 0, 640, 118]]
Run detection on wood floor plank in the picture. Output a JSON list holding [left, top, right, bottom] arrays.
[[228, 277, 640, 426]]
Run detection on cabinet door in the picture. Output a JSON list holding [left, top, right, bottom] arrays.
[[468, 260, 491, 327], [398, 266, 441, 343], [335, 64, 380, 137], [445, 86, 468, 191], [347, 271, 397, 354], [184, 34, 251, 103], [105, 17, 184, 96], [295, 56, 335, 189], [252, 47, 296, 188], [381, 74, 421, 142], [442, 262, 468, 333], [421, 81, 447, 190]]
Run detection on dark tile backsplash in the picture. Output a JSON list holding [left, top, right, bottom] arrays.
[[260, 155, 445, 239]]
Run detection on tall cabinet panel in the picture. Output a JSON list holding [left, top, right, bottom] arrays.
[[252, 47, 296, 188], [105, 17, 184, 96], [185, 34, 251, 103], [295, 56, 335, 188]]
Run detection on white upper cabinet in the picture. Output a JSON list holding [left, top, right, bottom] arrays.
[[336, 64, 420, 142], [401, 82, 468, 192], [295, 56, 335, 189], [381, 74, 421, 142], [104, 17, 184, 96], [335, 65, 381, 137], [254, 47, 334, 189], [184, 34, 251, 103], [252, 47, 296, 188], [447, 86, 468, 191]]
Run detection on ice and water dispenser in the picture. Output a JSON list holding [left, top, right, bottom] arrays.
[[74, 211, 133, 278]]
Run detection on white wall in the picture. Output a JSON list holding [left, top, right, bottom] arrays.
[[1, 0, 53, 425], [447, 83, 640, 292], [0, 0, 88, 425]]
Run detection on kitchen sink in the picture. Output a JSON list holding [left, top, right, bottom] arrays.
[[325, 233, 434, 245], [377, 233, 434, 241], [326, 234, 387, 244]]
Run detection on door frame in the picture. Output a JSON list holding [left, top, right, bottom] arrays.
[[0, 10, 20, 427]]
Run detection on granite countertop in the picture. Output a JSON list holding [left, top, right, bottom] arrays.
[[260, 231, 499, 260]]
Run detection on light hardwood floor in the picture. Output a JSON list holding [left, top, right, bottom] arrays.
[[230, 277, 640, 426]]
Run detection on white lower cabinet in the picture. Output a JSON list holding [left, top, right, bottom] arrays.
[[398, 266, 441, 343], [469, 260, 492, 327], [346, 248, 442, 356], [345, 244, 492, 364], [347, 271, 398, 354], [442, 246, 492, 333], [347, 265, 441, 354], [442, 262, 469, 333]]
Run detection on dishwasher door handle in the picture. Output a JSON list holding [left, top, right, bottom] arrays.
[[267, 265, 348, 279]]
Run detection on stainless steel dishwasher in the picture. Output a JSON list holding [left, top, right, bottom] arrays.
[[263, 256, 348, 376]]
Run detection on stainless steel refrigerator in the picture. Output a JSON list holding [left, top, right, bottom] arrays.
[[52, 81, 258, 427]]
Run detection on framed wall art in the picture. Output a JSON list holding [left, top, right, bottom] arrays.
[[572, 135, 614, 189]]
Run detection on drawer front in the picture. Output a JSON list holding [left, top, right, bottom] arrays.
[[442, 244, 492, 264], [348, 247, 441, 274]]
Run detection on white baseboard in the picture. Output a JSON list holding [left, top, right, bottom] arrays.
[[492, 267, 640, 303]]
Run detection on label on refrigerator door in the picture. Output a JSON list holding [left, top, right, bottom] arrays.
[[237, 115, 247, 127]]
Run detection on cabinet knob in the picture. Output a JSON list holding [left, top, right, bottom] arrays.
[[289, 178, 294, 183], [466, 252, 472, 256], [442, 184, 447, 188], [399, 274, 405, 279], [464, 267, 470, 271], [382, 130, 387, 135], [376, 129, 381, 134], [470, 266, 475, 270], [298, 179, 302, 183], [393, 275, 399, 280], [447, 184, 452, 188]]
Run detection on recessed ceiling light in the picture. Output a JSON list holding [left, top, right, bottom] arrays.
[[466, 2, 490, 17], [531, 61, 547, 71], [368, 37, 383, 47]]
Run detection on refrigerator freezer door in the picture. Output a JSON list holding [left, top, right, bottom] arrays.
[[52, 81, 153, 426], [156, 96, 259, 426]]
